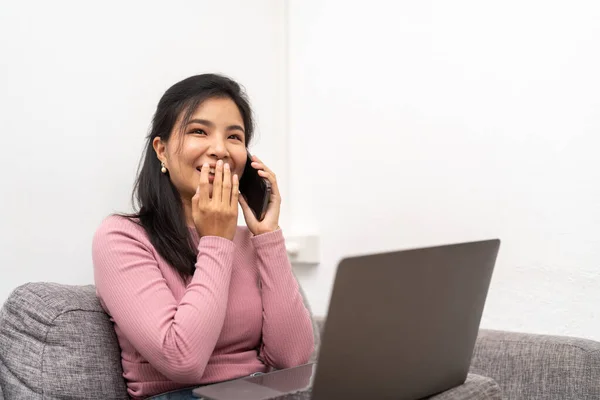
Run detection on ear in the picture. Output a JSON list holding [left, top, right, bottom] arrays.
[[153, 137, 168, 165]]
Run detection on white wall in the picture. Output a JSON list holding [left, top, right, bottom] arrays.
[[3, 0, 600, 342], [0, 0, 288, 302], [288, 1, 600, 340]]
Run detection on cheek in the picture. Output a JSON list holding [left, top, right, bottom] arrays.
[[181, 139, 208, 163], [235, 164, 245, 178], [233, 150, 248, 177]]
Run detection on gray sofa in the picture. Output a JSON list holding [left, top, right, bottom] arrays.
[[0, 283, 598, 399]]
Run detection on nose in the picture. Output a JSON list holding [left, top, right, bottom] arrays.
[[207, 135, 230, 160]]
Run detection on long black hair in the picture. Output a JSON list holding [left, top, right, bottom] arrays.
[[125, 74, 254, 279]]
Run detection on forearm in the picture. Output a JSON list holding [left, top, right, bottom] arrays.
[[252, 230, 315, 368]]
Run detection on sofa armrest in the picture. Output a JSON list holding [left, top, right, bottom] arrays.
[[471, 329, 600, 399], [313, 316, 325, 356], [426, 374, 501, 399], [0, 282, 128, 399]]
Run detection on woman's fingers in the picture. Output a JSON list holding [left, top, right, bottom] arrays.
[[223, 162, 232, 204], [231, 173, 240, 207], [212, 160, 237, 210], [213, 160, 223, 203], [198, 163, 211, 203], [250, 157, 271, 174], [236, 155, 281, 235], [256, 166, 281, 198], [192, 160, 240, 240], [250, 156, 274, 176]]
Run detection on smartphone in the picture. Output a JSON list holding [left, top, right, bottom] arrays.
[[239, 153, 272, 221]]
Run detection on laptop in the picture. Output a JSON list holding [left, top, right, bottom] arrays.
[[193, 239, 500, 400]]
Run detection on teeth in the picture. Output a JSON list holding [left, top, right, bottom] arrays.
[[197, 166, 217, 174]]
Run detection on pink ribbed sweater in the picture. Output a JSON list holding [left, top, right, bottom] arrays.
[[92, 215, 314, 399]]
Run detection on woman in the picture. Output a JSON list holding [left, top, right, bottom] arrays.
[[92, 74, 316, 399]]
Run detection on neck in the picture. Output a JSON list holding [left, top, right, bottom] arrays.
[[182, 197, 194, 228]]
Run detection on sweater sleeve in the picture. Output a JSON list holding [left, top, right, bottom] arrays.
[[92, 217, 234, 384], [251, 229, 315, 369]]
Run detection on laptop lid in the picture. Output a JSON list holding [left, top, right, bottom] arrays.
[[311, 239, 500, 400]]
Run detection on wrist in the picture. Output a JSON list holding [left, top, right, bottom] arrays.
[[253, 226, 280, 236]]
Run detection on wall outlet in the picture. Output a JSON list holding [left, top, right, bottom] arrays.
[[285, 235, 320, 265]]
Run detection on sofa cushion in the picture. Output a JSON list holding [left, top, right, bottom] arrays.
[[471, 329, 600, 400], [0, 282, 128, 399], [426, 374, 501, 399]]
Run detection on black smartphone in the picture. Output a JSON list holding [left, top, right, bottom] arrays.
[[239, 153, 272, 221]]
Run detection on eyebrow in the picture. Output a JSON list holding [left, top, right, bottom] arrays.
[[187, 118, 245, 133]]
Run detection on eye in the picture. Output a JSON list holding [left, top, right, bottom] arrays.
[[191, 129, 207, 136], [228, 134, 243, 141]]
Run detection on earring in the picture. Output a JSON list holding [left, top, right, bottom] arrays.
[[161, 162, 167, 174]]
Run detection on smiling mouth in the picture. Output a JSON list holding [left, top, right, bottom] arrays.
[[196, 167, 216, 174], [196, 166, 216, 183]]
